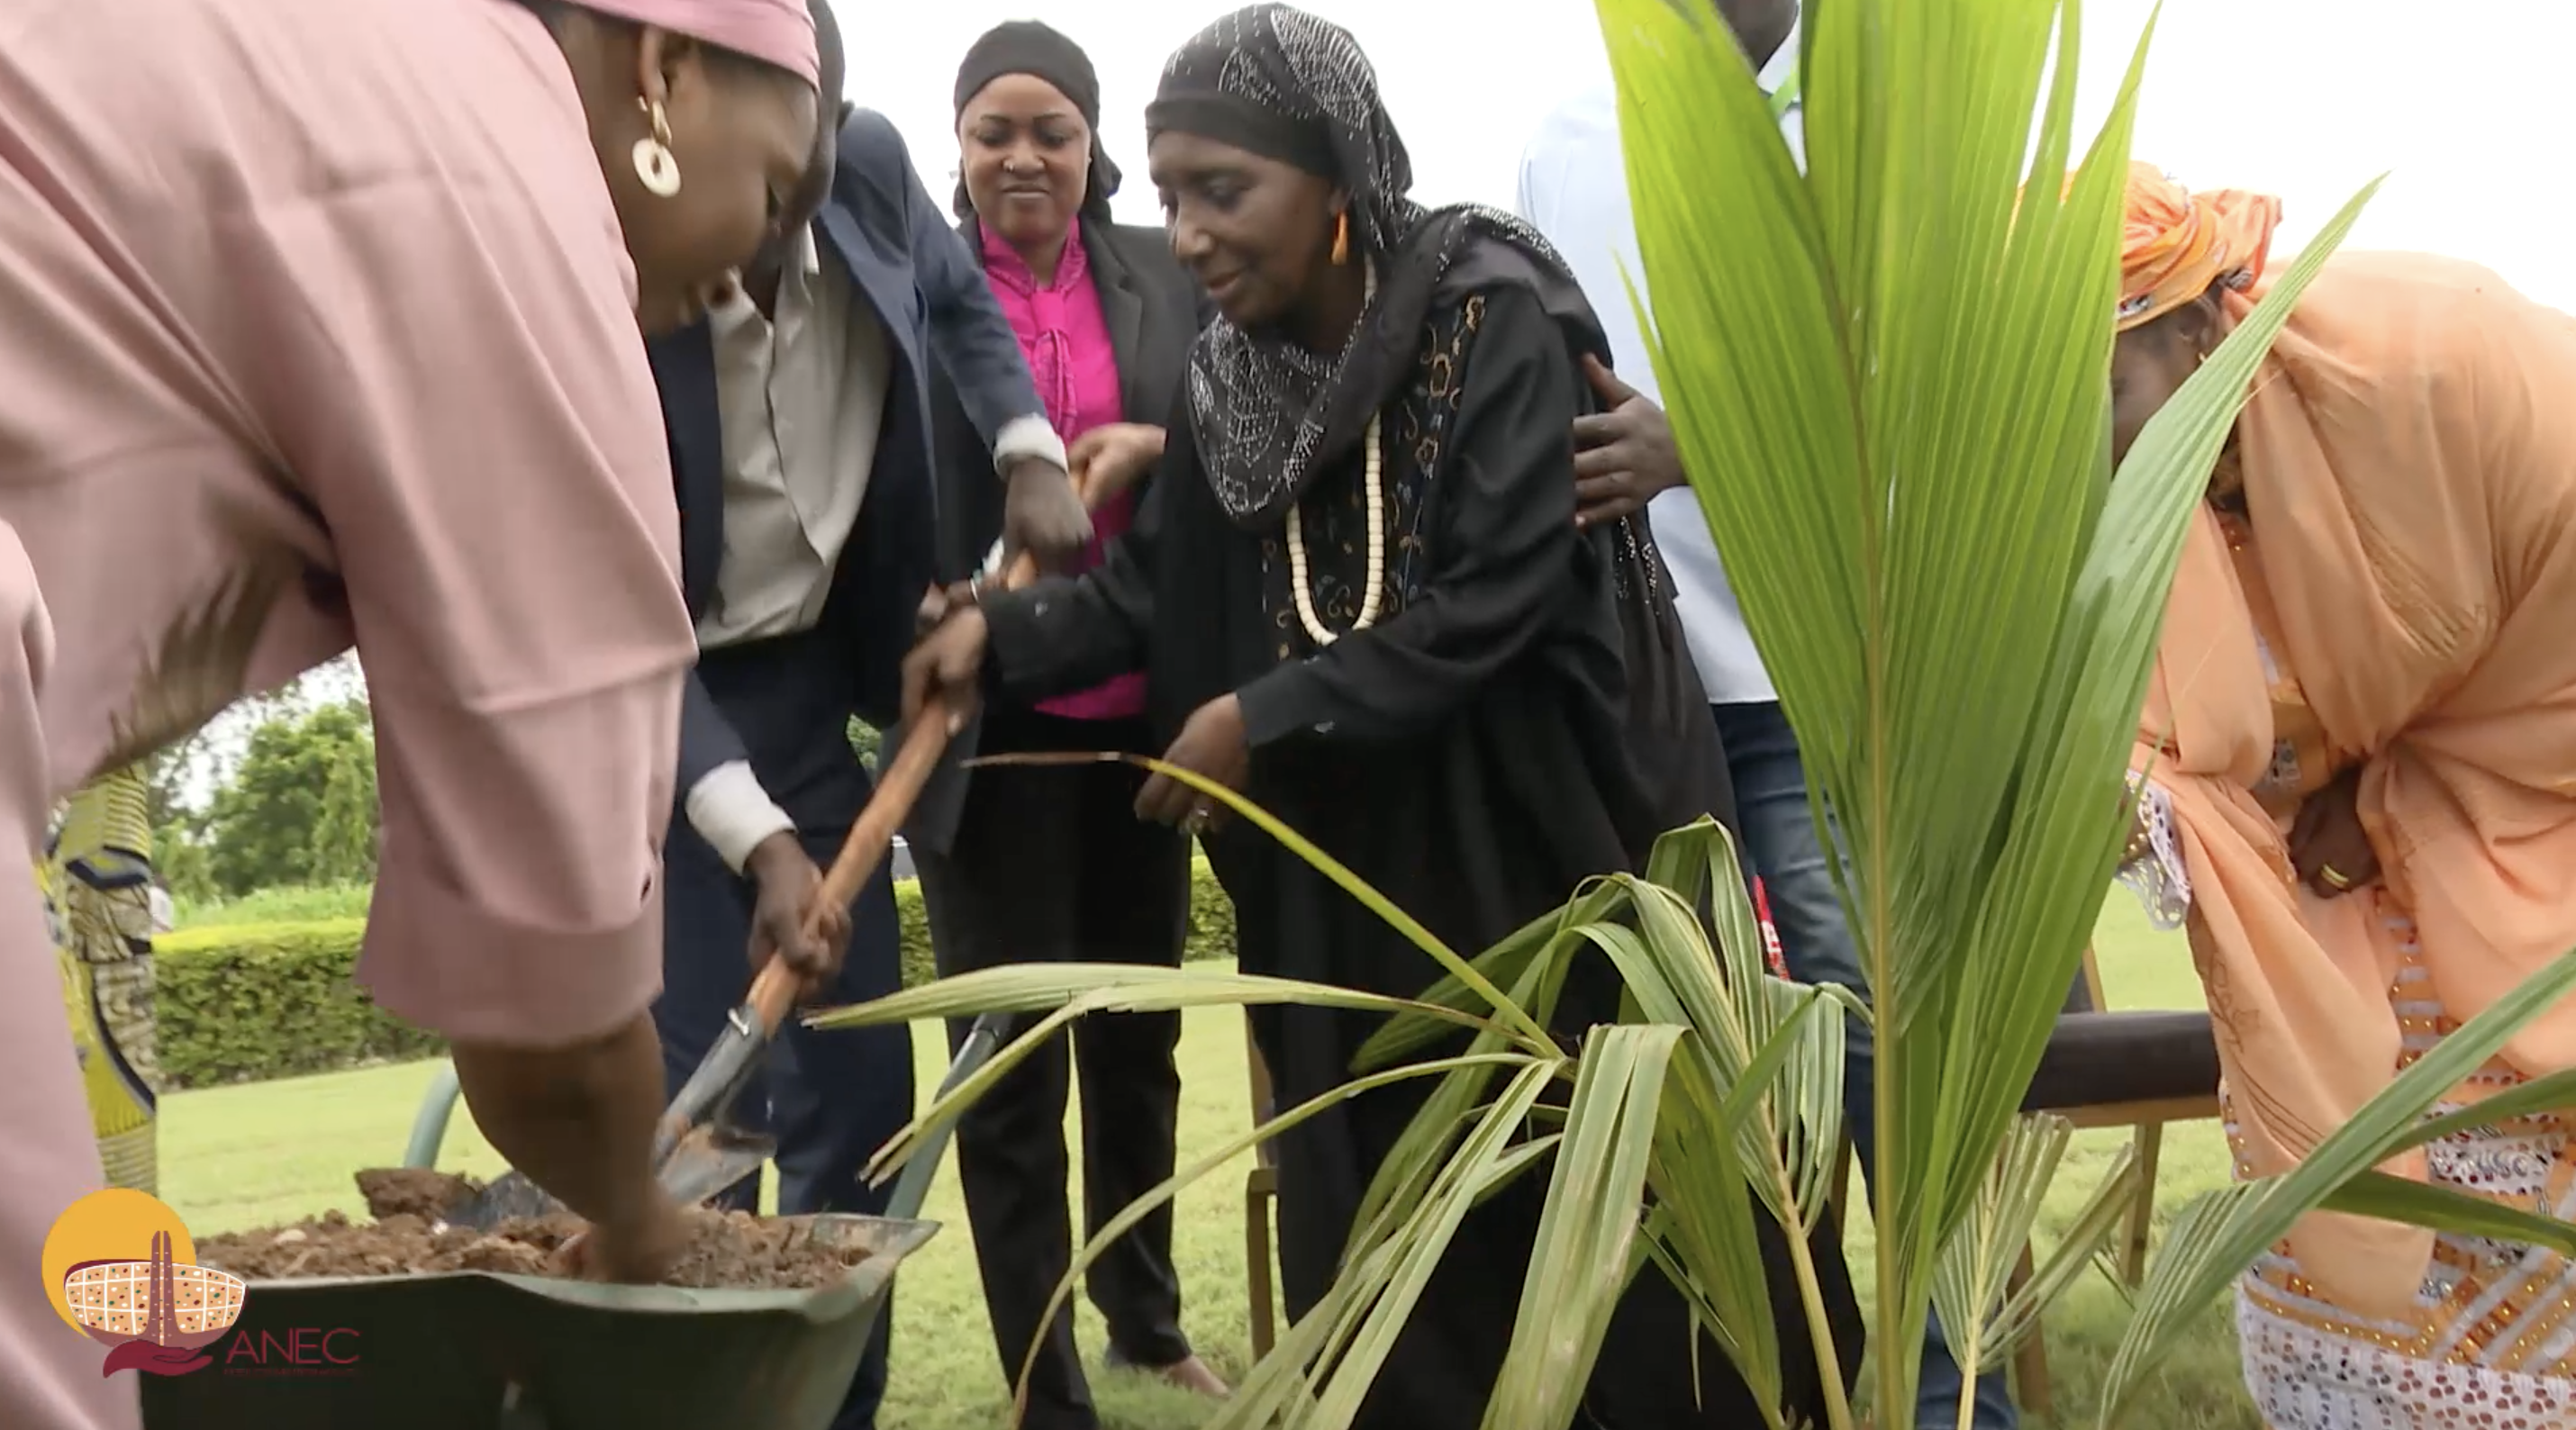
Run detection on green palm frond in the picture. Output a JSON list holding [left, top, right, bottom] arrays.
[[2095, 948, 2576, 1425], [801, 5, 2576, 1429]]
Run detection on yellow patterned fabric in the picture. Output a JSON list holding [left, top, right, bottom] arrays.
[[41, 766, 162, 1194]]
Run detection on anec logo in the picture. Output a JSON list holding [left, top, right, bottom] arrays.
[[41, 1189, 361, 1380]]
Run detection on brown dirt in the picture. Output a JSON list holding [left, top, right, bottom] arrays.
[[191, 1171, 871, 1290]]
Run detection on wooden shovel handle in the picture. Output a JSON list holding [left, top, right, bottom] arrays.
[[786, 483, 1084, 988]]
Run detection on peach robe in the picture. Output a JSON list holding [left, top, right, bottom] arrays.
[[0, 0, 700, 1424], [2136, 250, 2576, 1323]]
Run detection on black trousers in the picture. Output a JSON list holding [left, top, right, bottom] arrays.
[[914, 707, 1196, 1430]]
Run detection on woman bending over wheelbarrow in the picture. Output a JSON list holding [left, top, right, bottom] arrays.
[[0, 2, 832, 1426]]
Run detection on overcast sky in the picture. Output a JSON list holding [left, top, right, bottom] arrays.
[[849, 0, 2576, 312], [182, 0, 2576, 803]]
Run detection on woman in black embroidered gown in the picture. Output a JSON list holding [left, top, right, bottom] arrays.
[[902, 5, 1859, 1425]]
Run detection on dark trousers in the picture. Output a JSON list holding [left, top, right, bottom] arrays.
[[913, 708, 1195, 1430], [654, 817, 914, 1430]]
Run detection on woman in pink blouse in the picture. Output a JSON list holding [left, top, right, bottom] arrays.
[[914, 21, 1226, 1425], [0, 1, 822, 1424]]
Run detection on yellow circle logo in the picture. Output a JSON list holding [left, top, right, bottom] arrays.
[[41, 1190, 246, 1378]]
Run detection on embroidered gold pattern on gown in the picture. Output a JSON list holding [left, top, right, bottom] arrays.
[[2209, 507, 2576, 1428]]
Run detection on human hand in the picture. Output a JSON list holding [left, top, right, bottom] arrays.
[[1002, 457, 1093, 572], [745, 831, 848, 998], [557, 1190, 694, 1285], [1135, 695, 1250, 835], [913, 580, 984, 638], [1069, 422, 1166, 502], [1568, 356, 1684, 529], [2289, 767, 2379, 899], [903, 604, 990, 736]]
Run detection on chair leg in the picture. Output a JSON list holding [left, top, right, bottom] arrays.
[[1246, 1167, 1278, 1359], [2123, 1122, 2165, 1288], [2009, 1242, 2052, 1423]]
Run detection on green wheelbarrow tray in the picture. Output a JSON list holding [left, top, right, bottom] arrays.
[[141, 1011, 1011, 1430], [139, 1213, 933, 1430]]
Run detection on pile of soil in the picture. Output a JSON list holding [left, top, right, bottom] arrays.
[[192, 1170, 869, 1290]]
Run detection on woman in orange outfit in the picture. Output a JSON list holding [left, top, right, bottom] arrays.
[[2112, 161, 2576, 1425]]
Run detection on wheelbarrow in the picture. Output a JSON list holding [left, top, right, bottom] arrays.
[[143, 1013, 1010, 1430]]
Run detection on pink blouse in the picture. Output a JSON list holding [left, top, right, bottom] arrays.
[[0, 0, 694, 1053], [980, 220, 1149, 721]]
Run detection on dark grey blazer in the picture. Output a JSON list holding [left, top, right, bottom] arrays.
[[908, 217, 1209, 855], [925, 218, 1205, 587]]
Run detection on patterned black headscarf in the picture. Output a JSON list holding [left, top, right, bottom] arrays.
[[1146, 3, 1584, 529]]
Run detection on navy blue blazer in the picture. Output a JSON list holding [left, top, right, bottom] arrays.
[[649, 107, 1048, 841]]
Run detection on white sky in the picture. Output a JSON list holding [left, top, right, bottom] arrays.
[[178, 0, 2576, 804], [849, 0, 2576, 312]]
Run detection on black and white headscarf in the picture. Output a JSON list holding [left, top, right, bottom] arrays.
[[1146, 3, 1584, 529]]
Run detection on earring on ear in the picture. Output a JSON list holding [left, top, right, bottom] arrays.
[[1330, 211, 1349, 267], [633, 96, 682, 197]]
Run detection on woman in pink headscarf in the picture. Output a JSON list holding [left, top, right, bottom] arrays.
[[0, 1, 824, 1425]]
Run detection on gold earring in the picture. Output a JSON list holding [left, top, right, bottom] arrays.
[[632, 97, 681, 198], [1330, 211, 1348, 267]]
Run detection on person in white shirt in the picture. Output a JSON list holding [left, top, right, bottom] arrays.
[[1516, 3, 2018, 1425]]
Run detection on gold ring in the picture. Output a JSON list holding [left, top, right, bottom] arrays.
[[2319, 864, 2353, 890]]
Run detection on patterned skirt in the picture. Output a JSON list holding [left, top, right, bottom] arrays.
[[40, 767, 162, 1194], [2231, 910, 2576, 1429]]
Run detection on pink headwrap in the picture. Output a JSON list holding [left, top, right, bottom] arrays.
[[574, 0, 819, 87]]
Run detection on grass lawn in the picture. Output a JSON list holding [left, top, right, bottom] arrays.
[[159, 897, 2253, 1429]]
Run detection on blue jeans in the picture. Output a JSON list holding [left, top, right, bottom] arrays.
[[1714, 701, 2019, 1430]]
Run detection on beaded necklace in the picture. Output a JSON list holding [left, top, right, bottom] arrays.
[[1283, 262, 1383, 647]]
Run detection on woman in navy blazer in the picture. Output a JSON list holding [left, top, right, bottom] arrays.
[[914, 20, 1223, 1429]]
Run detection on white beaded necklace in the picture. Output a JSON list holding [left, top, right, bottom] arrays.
[[1284, 262, 1383, 647]]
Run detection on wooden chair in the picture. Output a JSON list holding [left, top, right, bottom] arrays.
[[1825, 945, 2221, 1416], [1246, 1018, 1282, 1358], [2004, 943, 2223, 1418]]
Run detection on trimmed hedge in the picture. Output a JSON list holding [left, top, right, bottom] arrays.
[[150, 863, 1238, 1090]]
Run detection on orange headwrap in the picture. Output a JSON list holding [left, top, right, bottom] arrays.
[[2117, 162, 2282, 331]]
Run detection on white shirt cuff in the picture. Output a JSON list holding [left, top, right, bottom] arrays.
[[993, 414, 1068, 475], [685, 760, 795, 875]]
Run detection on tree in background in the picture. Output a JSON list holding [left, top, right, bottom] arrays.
[[201, 699, 377, 897], [310, 731, 378, 888]]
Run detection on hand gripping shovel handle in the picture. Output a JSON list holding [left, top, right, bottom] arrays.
[[653, 509, 1073, 1191]]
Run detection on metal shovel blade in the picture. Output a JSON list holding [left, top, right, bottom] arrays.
[[444, 1168, 566, 1232], [657, 1119, 780, 1211]]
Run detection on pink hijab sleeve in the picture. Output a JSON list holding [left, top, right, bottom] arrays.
[[236, 31, 695, 1049]]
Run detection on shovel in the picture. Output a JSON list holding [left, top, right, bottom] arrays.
[[449, 492, 1089, 1232], [442, 692, 968, 1232]]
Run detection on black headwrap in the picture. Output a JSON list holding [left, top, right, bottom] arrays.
[[1145, 3, 1596, 529], [951, 20, 1121, 225]]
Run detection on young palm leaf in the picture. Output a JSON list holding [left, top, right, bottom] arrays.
[[1927, 1113, 2137, 1386], [1595, 0, 2390, 1418], [1482, 1025, 1684, 1429]]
